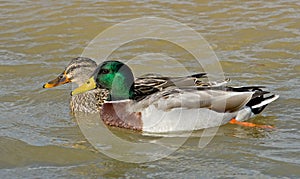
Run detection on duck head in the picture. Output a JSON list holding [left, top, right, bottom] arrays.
[[43, 57, 97, 88], [72, 60, 135, 101]]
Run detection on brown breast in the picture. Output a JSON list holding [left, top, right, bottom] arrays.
[[100, 102, 143, 131]]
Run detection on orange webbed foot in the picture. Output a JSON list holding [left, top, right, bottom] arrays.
[[229, 118, 274, 129]]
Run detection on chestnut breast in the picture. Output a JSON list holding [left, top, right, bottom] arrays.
[[101, 101, 142, 131]]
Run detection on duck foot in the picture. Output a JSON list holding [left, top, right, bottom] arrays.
[[229, 118, 274, 129]]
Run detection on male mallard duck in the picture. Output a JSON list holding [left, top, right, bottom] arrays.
[[71, 61, 279, 133], [43, 57, 210, 113]]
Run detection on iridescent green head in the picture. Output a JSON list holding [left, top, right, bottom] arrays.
[[72, 61, 134, 101]]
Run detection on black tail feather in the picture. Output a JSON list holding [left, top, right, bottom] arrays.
[[189, 73, 207, 78], [247, 93, 278, 114]]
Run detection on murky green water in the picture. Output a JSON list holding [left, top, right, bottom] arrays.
[[1, 1, 299, 178]]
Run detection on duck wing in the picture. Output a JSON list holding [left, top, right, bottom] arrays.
[[134, 73, 229, 101], [133, 86, 277, 114]]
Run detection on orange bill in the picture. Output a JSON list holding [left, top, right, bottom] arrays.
[[43, 71, 71, 88], [229, 118, 274, 129]]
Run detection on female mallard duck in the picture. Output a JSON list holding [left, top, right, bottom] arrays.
[[72, 60, 279, 133], [43, 57, 209, 113], [43, 57, 108, 113]]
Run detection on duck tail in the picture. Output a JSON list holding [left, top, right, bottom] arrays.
[[247, 92, 279, 114]]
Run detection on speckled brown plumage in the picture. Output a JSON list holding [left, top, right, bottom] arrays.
[[70, 88, 109, 113]]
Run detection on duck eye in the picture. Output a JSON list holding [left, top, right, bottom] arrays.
[[58, 74, 63, 79], [100, 69, 109, 74]]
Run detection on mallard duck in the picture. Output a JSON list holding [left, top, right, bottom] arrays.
[[43, 57, 108, 113], [72, 60, 279, 133], [43, 57, 210, 113]]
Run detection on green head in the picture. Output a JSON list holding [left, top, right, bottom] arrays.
[[72, 61, 134, 101]]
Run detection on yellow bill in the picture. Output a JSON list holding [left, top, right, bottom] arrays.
[[71, 77, 97, 96]]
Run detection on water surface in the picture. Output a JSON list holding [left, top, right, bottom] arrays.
[[1, 1, 299, 178]]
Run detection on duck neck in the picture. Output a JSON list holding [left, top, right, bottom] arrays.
[[109, 84, 134, 101], [108, 73, 135, 101]]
